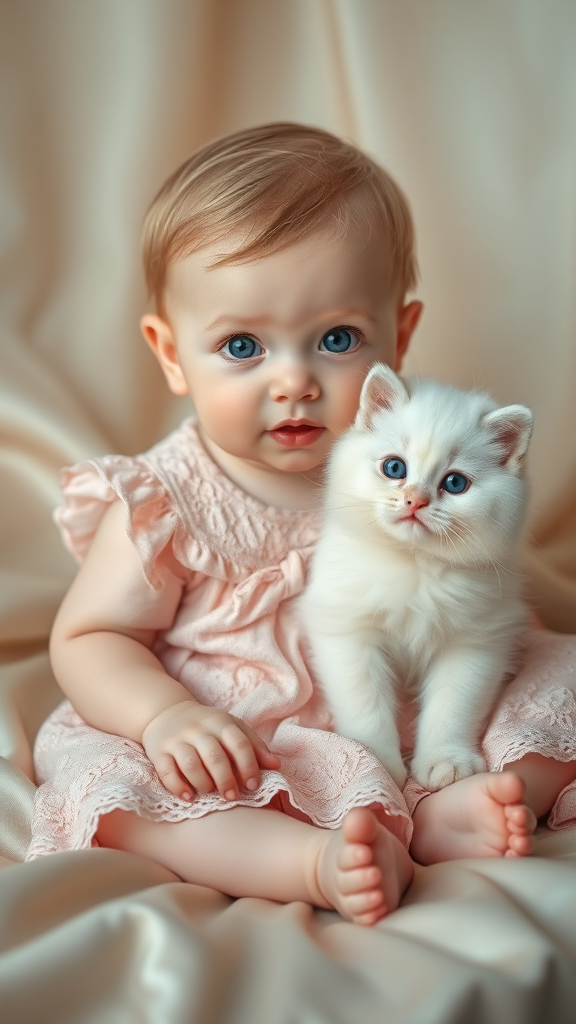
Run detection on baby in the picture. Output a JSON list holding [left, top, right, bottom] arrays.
[[28, 123, 576, 927]]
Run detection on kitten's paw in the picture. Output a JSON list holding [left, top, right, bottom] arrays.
[[412, 749, 486, 791]]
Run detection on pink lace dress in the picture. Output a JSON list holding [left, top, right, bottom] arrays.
[[27, 420, 576, 860]]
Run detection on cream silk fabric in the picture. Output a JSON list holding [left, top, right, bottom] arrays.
[[1, 2, 576, 1021]]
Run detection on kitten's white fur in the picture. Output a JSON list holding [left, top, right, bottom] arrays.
[[302, 364, 533, 791]]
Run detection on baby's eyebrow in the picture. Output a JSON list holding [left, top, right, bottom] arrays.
[[206, 314, 271, 331], [321, 307, 378, 326], [207, 308, 378, 332]]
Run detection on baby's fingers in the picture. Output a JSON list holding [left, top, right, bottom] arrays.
[[195, 735, 243, 801], [218, 723, 264, 793], [255, 745, 281, 770], [153, 752, 198, 801], [242, 726, 281, 771], [174, 745, 215, 797], [221, 723, 280, 792]]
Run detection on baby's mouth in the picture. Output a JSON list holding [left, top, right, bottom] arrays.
[[268, 421, 325, 448]]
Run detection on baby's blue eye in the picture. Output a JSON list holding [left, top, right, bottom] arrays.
[[320, 328, 359, 354], [381, 457, 407, 479], [223, 335, 262, 360], [441, 472, 470, 494]]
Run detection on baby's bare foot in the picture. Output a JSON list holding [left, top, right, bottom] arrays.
[[410, 771, 537, 865], [312, 808, 414, 926]]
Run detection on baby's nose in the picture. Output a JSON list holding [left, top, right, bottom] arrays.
[[269, 366, 320, 402]]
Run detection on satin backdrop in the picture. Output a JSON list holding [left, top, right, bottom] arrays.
[[1, 2, 576, 1021]]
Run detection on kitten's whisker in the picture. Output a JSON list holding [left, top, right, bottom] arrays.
[[445, 522, 505, 595], [524, 528, 540, 547], [462, 509, 530, 570], [322, 501, 377, 513], [353, 516, 384, 537], [443, 520, 491, 568], [449, 522, 511, 577], [432, 517, 490, 573], [437, 523, 461, 563], [477, 509, 519, 534]]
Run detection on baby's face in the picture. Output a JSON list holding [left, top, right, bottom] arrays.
[[144, 225, 420, 496]]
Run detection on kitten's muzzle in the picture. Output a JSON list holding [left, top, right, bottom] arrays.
[[396, 487, 431, 528], [403, 486, 431, 514]]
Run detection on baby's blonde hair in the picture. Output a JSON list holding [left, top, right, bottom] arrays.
[[142, 122, 418, 313]]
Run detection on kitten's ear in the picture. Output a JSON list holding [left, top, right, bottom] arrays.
[[483, 404, 533, 470], [357, 363, 408, 429]]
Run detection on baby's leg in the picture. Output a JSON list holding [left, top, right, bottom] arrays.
[[97, 806, 414, 926], [410, 771, 537, 865], [504, 753, 576, 818]]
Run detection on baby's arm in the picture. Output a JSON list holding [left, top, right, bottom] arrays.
[[50, 500, 279, 800]]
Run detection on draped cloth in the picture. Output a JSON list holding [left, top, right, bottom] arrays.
[[1, 2, 576, 1021]]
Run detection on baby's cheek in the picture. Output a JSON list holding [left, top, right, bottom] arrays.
[[206, 400, 239, 435], [197, 389, 246, 435], [335, 382, 366, 431]]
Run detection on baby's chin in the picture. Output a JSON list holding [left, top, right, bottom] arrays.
[[268, 451, 329, 483], [297, 460, 328, 482]]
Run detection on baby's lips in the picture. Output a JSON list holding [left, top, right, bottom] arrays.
[[267, 424, 324, 448]]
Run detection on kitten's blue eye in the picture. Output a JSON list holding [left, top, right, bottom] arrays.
[[441, 472, 470, 494], [381, 457, 407, 479], [320, 328, 359, 354], [223, 335, 262, 360]]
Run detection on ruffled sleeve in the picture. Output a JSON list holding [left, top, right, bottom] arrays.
[[53, 419, 321, 590], [54, 456, 181, 590]]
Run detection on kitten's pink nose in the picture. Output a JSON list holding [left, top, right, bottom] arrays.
[[404, 488, 430, 513]]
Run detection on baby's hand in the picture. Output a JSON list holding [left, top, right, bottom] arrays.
[[141, 700, 281, 802]]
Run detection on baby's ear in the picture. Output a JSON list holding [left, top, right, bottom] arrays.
[[140, 314, 189, 396], [356, 363, 408, 430], [483, 404, 533, 471]]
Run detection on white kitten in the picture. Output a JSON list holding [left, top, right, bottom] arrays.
[[302, 364, 533, 791]]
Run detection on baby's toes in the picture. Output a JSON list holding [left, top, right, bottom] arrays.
[[353, 905, 389, 927], [507, 831, 534, 857], [337, 841, 372, 872], [505, 803, 537, 835], [338, 864, 382, 896], [345, 887, 388, 924]]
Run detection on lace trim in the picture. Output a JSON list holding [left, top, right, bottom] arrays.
[[27, 704, 411, 861], [27, 772, 410, 861], [483, 684, 576, 771]]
